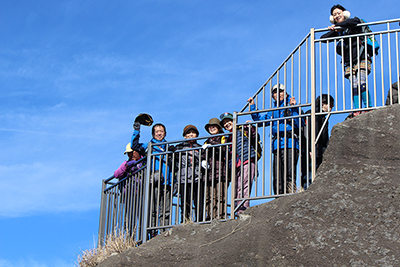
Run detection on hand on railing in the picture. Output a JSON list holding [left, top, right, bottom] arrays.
[[247, 97, 255, 106], [289, 97, 296, 106]]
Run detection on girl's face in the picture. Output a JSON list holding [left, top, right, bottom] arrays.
[[332, 8, 345, 24], [208, 125, 219, 135], [222, 119, 233, 132]]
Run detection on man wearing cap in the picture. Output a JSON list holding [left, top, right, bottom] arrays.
[[248, 84, 303, 195], [174, 125, 204, 222]]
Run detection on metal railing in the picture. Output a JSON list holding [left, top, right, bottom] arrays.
[[98, 18, 400, 247], [99, 133, 233, 245]]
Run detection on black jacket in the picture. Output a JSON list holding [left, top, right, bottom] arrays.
[[321, 17, 370, 66]]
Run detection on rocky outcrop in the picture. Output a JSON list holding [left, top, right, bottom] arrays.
[[98, 105, 400, 267]]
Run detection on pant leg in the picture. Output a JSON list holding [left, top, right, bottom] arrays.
[[159, 185, 171, 230], [285, 149, 299, 193], [236, 162, 255, 214], [193, 182, 205, 222]]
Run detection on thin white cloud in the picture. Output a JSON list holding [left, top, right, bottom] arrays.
[[0, 162, 100, 217]]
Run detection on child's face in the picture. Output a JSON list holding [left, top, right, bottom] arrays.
[[221, 119, 233, 132], [153, 126, 166, 141], [208, 125, 219, 135], [184, 129, 198, 140]]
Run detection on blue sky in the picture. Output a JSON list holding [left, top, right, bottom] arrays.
[[0, 1, 398, 266]]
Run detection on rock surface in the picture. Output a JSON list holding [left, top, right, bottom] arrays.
[[98, 105, 400, 267]]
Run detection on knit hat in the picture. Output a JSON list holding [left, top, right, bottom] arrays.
[[205, 118, 223, 134], [182, 124, 199, 137], [271, 84, 285, 94]]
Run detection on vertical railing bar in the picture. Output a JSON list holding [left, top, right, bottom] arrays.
[[310, 28, 316, 182], [380, 33, 385, 105], [387, 24, 393, 106]]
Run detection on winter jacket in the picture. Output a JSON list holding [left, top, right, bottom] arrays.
[[250, 94, 303, 151], [203, 135, 227, 181], [226, 126, 256, 167], [321, 17, 370, 67], [130, 129, 173, 186], [302, 108, 329, 167], [386, 77, 399, 105], [174, 141, 202, 184], [114, 158, 143, 179]]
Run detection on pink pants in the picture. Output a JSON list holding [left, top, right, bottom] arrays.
[[235, 162, 256, 214]]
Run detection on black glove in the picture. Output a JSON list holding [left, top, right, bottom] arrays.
[[133, 121, 141, 131]]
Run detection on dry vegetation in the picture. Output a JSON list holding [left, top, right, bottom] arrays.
[[76, 229, 137, 267]]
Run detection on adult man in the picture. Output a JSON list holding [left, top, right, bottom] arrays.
[[248, 84, 303, 195], [131, 121, 174, 238]]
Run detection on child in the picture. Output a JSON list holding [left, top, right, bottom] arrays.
[[174, 125, 204, 222], [220, 113, 257, 215], [202, 118, 228, 220]]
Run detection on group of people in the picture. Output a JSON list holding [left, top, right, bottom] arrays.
[[113, 113, 260, 238], [111, 4, 398, 240]]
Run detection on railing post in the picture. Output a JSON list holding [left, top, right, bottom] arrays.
[[98, 179, 107, 248], [141, 142, 153, 242], [310, 28, 317, 182], [231, 112, 238, 218]]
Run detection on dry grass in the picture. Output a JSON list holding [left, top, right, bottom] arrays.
[[76, 229, 137, 267]]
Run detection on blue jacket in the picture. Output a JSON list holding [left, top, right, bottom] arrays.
[[131, 130, 172, 186], [250, 94, 303, 151]]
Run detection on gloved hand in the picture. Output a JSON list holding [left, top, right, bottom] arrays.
[[133, 121, 141, 131], [202, 143, 211, 150], [201, 160, 208, 169]]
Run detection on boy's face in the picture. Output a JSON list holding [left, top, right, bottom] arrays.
[[208, 125, 219, 135], [221, 119, 233, 132], [153, 125, 166, 141], [184, 129, 198, 140]]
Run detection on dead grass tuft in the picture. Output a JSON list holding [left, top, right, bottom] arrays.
[[76, 229, 137, 267]]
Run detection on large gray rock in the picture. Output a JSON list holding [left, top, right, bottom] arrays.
[[98, 105, 400, 267]]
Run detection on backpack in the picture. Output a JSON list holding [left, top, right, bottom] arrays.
[[241, 125, 263, 161], [359, 18, 380, 56]]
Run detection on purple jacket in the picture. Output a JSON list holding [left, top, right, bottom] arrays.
[[114, 158, 143, 179]]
